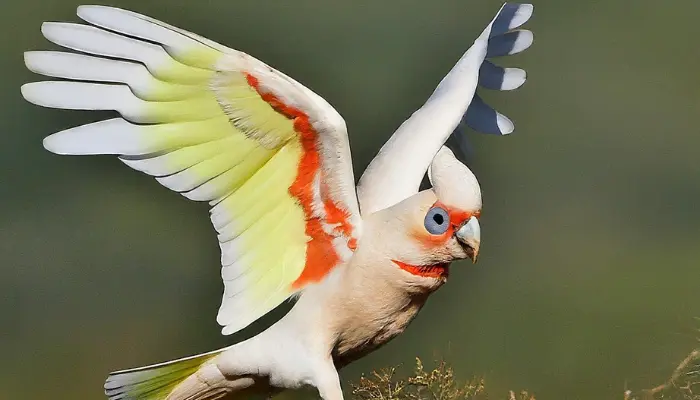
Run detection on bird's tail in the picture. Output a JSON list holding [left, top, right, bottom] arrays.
[[104, 348, 226, 400]]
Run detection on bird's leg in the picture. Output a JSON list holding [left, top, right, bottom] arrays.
[[314, 364, 344, 400]]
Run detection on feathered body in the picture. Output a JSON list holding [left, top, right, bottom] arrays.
[[21, 3, 534, 399], [119, 189, 465, 399]]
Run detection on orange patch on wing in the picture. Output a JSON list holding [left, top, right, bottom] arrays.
[[323, 188, 354, 237], [392, 260, 449, 279], [245, 73, 355, 289]]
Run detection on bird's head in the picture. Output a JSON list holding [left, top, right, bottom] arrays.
[[366, 147, 481, 288]]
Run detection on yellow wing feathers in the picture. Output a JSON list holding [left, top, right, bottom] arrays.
[[23, 5, 360, 335]]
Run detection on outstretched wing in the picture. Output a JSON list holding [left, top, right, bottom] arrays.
[[358, 3, 533, 215], [22, 5, 361, 335]]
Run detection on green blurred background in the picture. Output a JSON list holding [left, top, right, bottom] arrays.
[[2, 0, 699, 398]]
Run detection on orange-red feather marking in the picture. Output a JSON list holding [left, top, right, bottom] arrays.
[[245, 73, 355, 289], [322, 181, 354, 237], [392, 260, 450, 279]]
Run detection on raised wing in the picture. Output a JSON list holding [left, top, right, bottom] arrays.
[[21, 5, 361, 335], [358, 3, 533, 215]]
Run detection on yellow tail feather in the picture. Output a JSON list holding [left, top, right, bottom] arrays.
[[104, 349, 223, 400]]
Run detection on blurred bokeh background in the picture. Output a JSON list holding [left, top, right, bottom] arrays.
[[2, 0, 699, 398]]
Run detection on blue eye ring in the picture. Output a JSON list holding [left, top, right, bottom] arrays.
[[424, 206, 450, 235]]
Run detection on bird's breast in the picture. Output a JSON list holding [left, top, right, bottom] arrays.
[[331, 292, 429, 368]]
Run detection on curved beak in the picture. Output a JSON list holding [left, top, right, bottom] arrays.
[[456, 216, 480, 263]]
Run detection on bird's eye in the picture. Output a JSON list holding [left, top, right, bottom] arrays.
[[424, 207, 450, 235]]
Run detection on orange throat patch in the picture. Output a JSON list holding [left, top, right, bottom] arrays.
[[392, 260, 450, 279]]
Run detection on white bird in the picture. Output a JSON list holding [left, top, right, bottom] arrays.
[[21, 3, 533, 399]]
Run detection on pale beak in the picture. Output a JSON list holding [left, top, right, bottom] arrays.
[[456, 216, 481, 263]]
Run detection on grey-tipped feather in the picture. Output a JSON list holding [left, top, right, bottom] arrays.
[[454, 2, 532, 141], [486, 29, 533, 58], [463, 94, 514, 135], [479, 60, 526, 91], [490, 3, 533, 37]]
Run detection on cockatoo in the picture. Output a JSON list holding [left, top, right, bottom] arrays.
[[21, 2, 533, 399]]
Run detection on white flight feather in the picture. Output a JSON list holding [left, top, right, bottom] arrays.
[[357, 10, 497, 214], [121, 137, 235, 177], [42, 22, 176, 73], [358, 3, 533, 215], [76, 5, 233, 62]]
